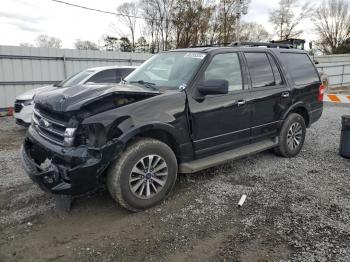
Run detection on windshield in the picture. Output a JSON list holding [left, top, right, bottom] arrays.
[[56, 70, 95, 87], [125, 52, 206, 90]]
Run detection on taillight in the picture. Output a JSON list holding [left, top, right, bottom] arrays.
[[318, 84, 325, 102]]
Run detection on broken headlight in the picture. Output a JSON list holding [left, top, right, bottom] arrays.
[[63, 128, 77, 146], [74, 124, 106, 147]]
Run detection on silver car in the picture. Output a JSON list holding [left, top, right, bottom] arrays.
[[14, 66, 136, 126]]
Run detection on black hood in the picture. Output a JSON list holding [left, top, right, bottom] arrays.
[[34, 83, 160, 112]]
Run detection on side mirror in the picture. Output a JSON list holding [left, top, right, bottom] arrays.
[[198, 79, 229, 96]]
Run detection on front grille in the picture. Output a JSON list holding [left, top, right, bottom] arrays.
[[32, 108, 68, 146], [14, 100, 24, 113]]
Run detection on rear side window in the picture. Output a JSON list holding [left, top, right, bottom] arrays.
[[87, 69, 118, 83], [280, 53, 319, 85], [245, 52, 275, 88], [267, 54, 283, 85]]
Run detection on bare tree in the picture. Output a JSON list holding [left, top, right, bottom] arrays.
[[312, 0, 350, 54], [117, 2, 139, 51], [35, 34, 62, 48], [140, 0, 159, 53], [269, 0, 312, 40], [154, 0, 176, 50], [74, 40, 100, 50], [217, 0, 240, 43], [240, 22, 271, 42]]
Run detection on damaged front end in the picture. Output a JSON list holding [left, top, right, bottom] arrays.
[[21, 125, 124, 195], [21, 86, 159, 195]]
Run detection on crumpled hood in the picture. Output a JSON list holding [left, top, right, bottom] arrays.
[[16, 85, 57, 100], [34, 83, 160, 112]]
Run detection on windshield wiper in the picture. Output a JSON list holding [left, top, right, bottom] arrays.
[[129, 80, 158, 90]]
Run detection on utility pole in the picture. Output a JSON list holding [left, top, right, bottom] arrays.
[[235, 0, 249, 42]]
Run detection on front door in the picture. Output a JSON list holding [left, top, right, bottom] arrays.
[[188, 52, 252, 158]]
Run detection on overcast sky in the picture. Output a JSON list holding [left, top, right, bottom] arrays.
[[0, 0, 320, 48]]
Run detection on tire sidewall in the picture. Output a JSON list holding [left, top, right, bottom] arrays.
[[281, 114, 306, 157], [116, 141, 177, 210]]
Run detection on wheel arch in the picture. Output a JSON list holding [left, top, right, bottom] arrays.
[[118, 123, 182, 158], [282, 103, 310, 127]]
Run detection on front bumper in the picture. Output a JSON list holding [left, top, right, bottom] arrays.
[[21, 125, 124, 195]]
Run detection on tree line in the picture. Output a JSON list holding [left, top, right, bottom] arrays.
[[20, 0, 350, 55]]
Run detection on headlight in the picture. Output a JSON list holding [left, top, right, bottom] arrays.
[[23, 99, 34, 106], [74, 124, 106, 147], [63, 128, 77, 146]]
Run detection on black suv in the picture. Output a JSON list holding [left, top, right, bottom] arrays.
[[21, 42, 324, 211]]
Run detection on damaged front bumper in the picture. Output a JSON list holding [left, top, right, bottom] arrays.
[[21, 125, 124, 195]]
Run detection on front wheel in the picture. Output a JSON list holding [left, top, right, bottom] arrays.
[[274, 113, 306, 157], [107, 138, 178, 212]]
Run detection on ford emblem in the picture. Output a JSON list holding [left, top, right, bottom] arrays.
[[39, 118, 51, 128]]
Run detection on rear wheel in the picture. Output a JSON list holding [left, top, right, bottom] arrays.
[[274, 113, 306, 157], [107, 138, 177, 212]]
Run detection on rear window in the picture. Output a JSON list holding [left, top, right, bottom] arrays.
[[280, 53, 319, 85], [87, 69, 118, 83]]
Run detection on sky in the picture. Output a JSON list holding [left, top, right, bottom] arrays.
[[0, 0, 320, 49]]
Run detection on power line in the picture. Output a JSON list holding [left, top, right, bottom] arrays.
[[51, 0, 158, 21]]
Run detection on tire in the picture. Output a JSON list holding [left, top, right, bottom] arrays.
[[274, 113, 306, 158], [107, 138, 178, 212]]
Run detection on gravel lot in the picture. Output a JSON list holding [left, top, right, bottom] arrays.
[[0, 104, 350, 261]]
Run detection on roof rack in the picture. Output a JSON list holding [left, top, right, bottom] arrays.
[[229, 41, 293, 49], [190, 43, 231, 48], [189, 41, 294, 49]]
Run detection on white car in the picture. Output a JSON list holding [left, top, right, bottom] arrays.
[[14, 66, 136, 126]]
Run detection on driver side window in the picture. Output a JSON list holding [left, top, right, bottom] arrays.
[[204, 53, 243, 92]]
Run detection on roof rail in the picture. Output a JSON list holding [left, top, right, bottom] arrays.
[[229, 41, 293, 49], [190, 43, 231, 48]]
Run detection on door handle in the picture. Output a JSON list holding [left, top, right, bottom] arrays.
[[236, 100, 246, 106], [281, 92, 290, 98]]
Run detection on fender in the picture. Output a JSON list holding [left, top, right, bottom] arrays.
[[118, 121, 183, 146]]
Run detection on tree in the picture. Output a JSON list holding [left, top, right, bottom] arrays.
[[269, 0, 313, 40], [117, 2, 139, 51], [312, 0, 350, 54], [140, 0, 159, 53], [136, 37, 148, 52], [74, 40, 99, 50], [172, 0, 213, 48], [120, 37, 132, 52], [153, 0, 176, 51], [35, 34, 62, 48], [240, 22, 271, 42], [217, 0, 240, 43], [103, 36, 119, 51]]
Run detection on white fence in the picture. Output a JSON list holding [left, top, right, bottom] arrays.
[[315, 54, 350, 88], [0, 45, 152, 109]]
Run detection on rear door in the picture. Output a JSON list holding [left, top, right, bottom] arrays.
[[244, 51, 291, 142], [278, 52, 321, 118]]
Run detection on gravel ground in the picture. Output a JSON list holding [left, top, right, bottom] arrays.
[[0, 104, 350, 261]]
